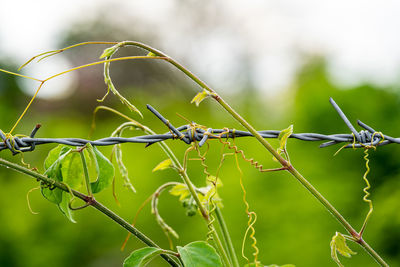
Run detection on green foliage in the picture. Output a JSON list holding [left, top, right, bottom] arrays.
[[41, 144, 114, 222], [177, 241, 223, 267], [277, 125, 293, 153], [1, 43, 397, 267], [330, 232, 356, 267], [42, 146, 72, 204], [42, 145, 76, 222], [146, 52, 158, 57], [61, 152, 84, 188], [152, 159, 173, 172], [169, 183, 191, 201], [123, 242, 223, 267], [191, 90, 209, 107], [123, 247, 164, 267], [86, 144, 115, 194], [169, 179, 222, 217]]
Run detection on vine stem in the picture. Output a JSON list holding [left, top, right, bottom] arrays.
[[148, 130, 232, 266], [5, 40, 387, 265], [0, 157, 180, 267], [79, 150, 92, 196], [214, 92, 388, 267], [91, 105, 232, 266], [215, 206, 240, 267], [120, 41, 389, 266]]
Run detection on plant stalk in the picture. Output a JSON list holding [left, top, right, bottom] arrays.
[[216, 96, 388, 267], [150, 130, 232, 266], [215, 206, 240, 267], [0, 157, 180, 267], [79, 151, 92, 196], [62, 41, 386, 266], [122, 41, 388, 266]]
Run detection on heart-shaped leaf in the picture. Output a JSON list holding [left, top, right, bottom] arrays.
[[177, 241, 222, 267], [123, 247, 164, 267], [88, 144, 115, 194]]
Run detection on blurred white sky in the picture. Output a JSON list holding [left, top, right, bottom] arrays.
[[1, 0, 400, 98]]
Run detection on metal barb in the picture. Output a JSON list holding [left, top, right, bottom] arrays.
[[329, 98, 361, 142]]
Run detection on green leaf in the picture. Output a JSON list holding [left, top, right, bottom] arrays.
[[88, 145, 115, 194], [191, 90, 209, 107], [146, 52, 158, 57], [152, 159, 173, 172], [169, 183, 190, 201], [58, 191, 76, 223], [123, 247, 164, 267], [177, 241, 222, 267], [278, 125, 293, 151], [61, 152, 83, 189], [273, 125, 293, 162], [44, 145, 63, 169], [41, 184, 63, 204], [330, 232, 356, 267], [42, 146, 72, 204]]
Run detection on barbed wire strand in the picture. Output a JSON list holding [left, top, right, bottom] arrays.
[[1, 98, 398, 154]]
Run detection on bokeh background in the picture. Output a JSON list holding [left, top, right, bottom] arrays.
[[1, 1, 400, 266]]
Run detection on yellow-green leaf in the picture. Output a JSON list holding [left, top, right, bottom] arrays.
[[191, 90, 209, 107], [330, 232, 356, 267], [278, 125, 293, 151], [169, 183, 190, 201], [146, 52, 157, 57], [152, 159, 173, 172]]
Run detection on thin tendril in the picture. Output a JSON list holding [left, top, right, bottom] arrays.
[[359, 149, 373, 236], [234, 152, 260, 266], [121, 194, 153, 251], [26, 186, 40, 214]]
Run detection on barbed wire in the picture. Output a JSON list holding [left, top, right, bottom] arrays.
[[1, 98, 399, 155]]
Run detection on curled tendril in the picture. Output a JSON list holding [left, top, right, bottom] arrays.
[[202, 128, 261, 265], [26, 186, 40, 215], [213, 128, 287, 172], [234, 152, 260, 266], [333, 131, 385, 237]]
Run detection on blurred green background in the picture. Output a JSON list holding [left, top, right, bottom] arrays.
[[1, 16, 400, 267]]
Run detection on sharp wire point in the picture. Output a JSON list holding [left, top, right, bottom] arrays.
[[329, 98, 361, 142]]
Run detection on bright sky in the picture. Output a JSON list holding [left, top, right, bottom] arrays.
[[1, 0, 400, 98]]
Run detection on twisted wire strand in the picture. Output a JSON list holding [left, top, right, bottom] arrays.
[[1, 99, 398, 154]]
